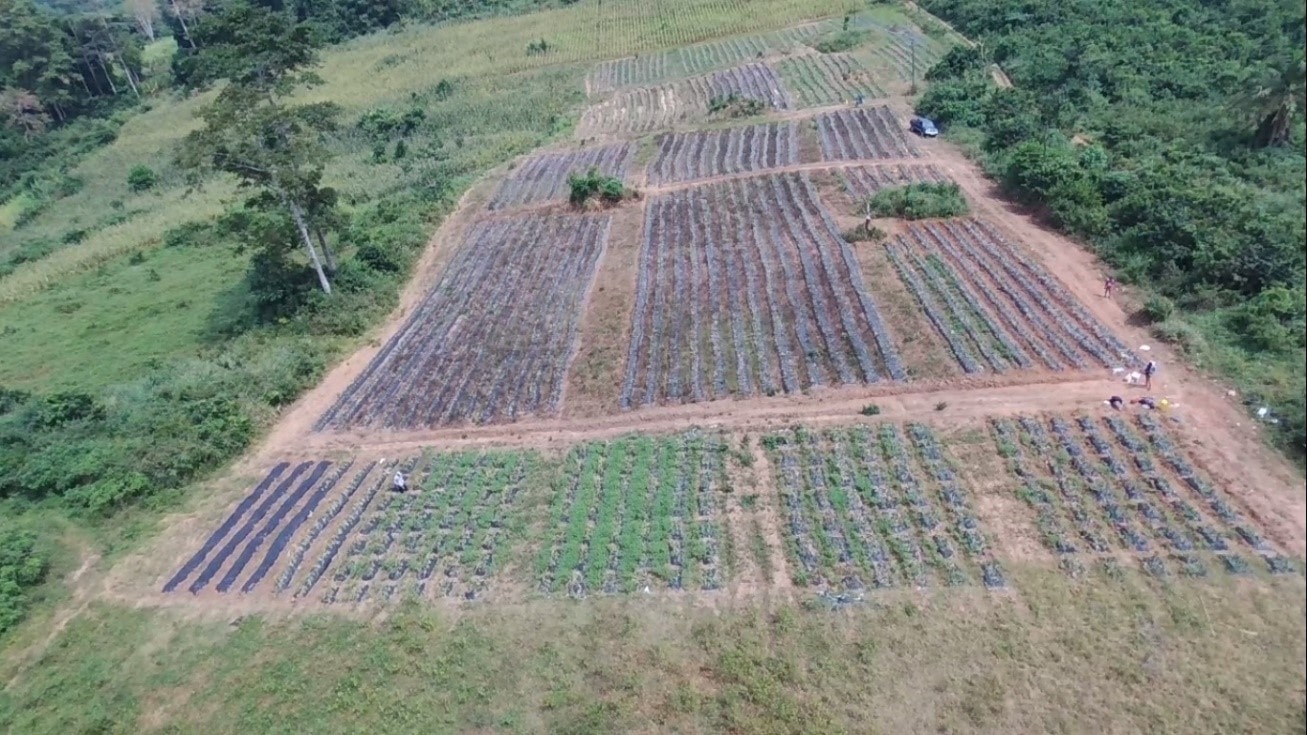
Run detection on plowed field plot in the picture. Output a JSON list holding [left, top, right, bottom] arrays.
[[815, 106, 918, 160], [838, 163, 948, 201], [579, 62, 792, 137], [316, 213, 610, 431], [884, 218, 1134, 375], [992, 413, 1298, 578], [847, 18, 946, 81], [646, 122, 798, 185], [586, 25, 823, 94], [162, 451, 536, 603], [488, 143, 634, 210], [535, 431, 731, 595], [621, 172, 905, 408], [775, 53, 886, 107], [763, 423, 1006, 590]]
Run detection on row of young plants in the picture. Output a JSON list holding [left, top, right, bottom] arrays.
[[488, 143, 634, 210], [994, 413, 1295, 576], [586, 24, 824, 94], [815, 106, 920, 161], [317, 451, 533, 603], [775, 52, 887, 107], [621, 172, 904, 408], [315, 213, 611, 431], [580, 62, 794, 136], [839, 163, 948, 201], [535, 432, 729, 595], [646, 122, 799, 185], [910, 219, 1131, 369], [764, 423, 1004, 591]]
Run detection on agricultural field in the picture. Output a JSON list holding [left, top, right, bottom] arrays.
[[991, 412, 1296, 578], [848, 16, 948, 81], [775, 52, 887, 107], [578, 62, 793, 137], [645, 122, 799, 185], [883, 218, 1134, 375], [763, 423, 1005, 590], [535, 432, 732, 595], [162, 450, 536, 603], [315, 213, 610, 431], [816, 106, 920, 160], [487, 143, 635, 210], [621, 172, 905, 408], [838, 162, 948, 201], [586, 24, 825, 94]]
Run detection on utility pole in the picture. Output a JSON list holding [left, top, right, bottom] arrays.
[[910, 36, 917, 95]]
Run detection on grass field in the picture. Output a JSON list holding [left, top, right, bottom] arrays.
[[1, 571, 1302, 733]]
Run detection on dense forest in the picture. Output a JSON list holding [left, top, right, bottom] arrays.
[[919, 0, 1306, 455]]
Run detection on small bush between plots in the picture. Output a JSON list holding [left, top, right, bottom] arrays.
[[127, 165, 158, 192], [842, 223, 886, 243], [860, 404, 881, 416], [568, 167, 631, 207], [813, 30, 868, 53], [869, 182, 969, 220], [708, 94, 765, 119]]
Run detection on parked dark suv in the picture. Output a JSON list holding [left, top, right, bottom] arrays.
[[909, 117, 939, 137]]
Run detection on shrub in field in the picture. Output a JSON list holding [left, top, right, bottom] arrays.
[[860, 404, 881, 416], [1150, 320, 1206, 356], [842, 224, 886, 243], [708, 93, 765, 119], [869, 182, 969, 220], [0, 528, 47, 636], [568, 168, 629, 207], [813, 30, 868, 53], [127, 165, 158, 192], [1142, 294, 1175, 323]]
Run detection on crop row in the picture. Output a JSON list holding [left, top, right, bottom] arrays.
[[579, 62, 792, 137], [316, 451, 533, 603], [775, 52, 886, 107], [621, 172, 905, 408], [843, 17, 943, 82], [889, 220, 1131, 373], [839, 163, 947, 201], [587, 24, 823, 94], [535, 432, 729, 595], [315, 213, 610, 431], [646, 122, 798, 185], [815, 106, 919, 161], [488, 143, 634, 210], [993, 413, 1292, 574], [763, 423, 1005, 591]]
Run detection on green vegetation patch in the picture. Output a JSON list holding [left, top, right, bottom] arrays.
[[868, 181, 969, 219]]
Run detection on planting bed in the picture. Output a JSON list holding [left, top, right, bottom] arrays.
[[762, 423, 1006, 590], [162, 450, 536, 603], [579, 62, 793, 137], [838, 163, 948, 202], [586, 25, 823, 94], [535, 431, 732, 595], [646, 122, 798, 185], [315, 213, 610, 431], [621, 172, 905, 408], [775, 53, 886, 107], [815, 106, 918, 160], [884, 219, 1134, 375], [845, 17, 945, 81], [992, 412, 1295, 577], [487, 143, 634, 210]]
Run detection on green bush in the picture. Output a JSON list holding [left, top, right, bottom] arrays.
[[567, 167, 630, 207], [1142, 294, 1175, 323], [1150, 320, 1206, 357], [813, 30, 868, 53], [860, 404, 881, 416], [127, 165, 158, 192], [0, 528, 47, 636], [868, 182, 969, 220], [842, 223, 886, 243], [707, 94, 765, 119]]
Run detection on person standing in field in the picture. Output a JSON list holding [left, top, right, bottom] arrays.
[[1103, 276, 1116, 299], [1143, 359, 1157, 390], [392, 470, 407, 493]]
